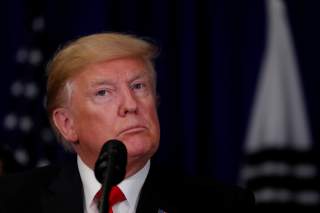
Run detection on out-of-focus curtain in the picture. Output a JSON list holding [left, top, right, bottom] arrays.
[[0, 0, 319, 207]]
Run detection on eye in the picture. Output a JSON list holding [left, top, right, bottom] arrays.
[[132, 82, 145, 90], [95, 89, 108, 96]]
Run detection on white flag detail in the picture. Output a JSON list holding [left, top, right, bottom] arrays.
[[241, 0, 319, 207], [245, 0, 311, 153]]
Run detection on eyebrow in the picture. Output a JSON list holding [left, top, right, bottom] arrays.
[[129, 73, 149, 83], [89, 79, 113, 87], [88, 70, 151, 87]]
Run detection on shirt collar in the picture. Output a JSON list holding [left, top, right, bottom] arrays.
[[118, 160, 150, 210], [77, 156, 150, 211], [77, 156, 101, 211]]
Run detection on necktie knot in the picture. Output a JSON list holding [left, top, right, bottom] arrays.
[[109, 186, 126, 208], [94, 186, 126, 213]]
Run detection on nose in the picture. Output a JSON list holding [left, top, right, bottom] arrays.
[[118, 88, 138, 117]]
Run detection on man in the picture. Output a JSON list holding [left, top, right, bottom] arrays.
[[0, 32, 254, 212]]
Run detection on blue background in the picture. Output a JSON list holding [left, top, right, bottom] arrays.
[[0, 0, 319, 187]]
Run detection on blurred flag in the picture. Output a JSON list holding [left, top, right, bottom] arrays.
[[240, 0, 319, 208], [0, 1, 61, 173]]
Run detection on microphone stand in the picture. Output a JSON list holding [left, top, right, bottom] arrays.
[[99, 152, 116, 213], [94, 140, 127, 213]]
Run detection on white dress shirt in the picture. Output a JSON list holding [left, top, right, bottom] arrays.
[[77, 156, 150, 213]]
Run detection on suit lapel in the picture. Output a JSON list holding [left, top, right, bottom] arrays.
[[136, 169, 159, 213], [41, 157, 84, 213], [136, 164, 173, 213]]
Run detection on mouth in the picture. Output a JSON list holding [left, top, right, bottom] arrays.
[[117, 125, 147, 136]]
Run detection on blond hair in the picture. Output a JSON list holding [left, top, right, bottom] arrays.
[[46, 32, 159, 150]]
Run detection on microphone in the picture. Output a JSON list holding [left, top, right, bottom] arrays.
[[94, 139, 127, 213]]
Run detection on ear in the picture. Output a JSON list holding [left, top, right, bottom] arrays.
[[52, 108, 78, 143]]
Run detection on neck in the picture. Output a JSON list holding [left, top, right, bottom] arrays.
[[125, 158, 149, 178]]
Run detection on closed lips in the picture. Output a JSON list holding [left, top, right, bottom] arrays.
[[118, 125, 147, 136]]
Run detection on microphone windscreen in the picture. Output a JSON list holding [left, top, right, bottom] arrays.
[[94, 140, 127, 185]]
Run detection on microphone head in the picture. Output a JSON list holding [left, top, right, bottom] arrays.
[[94, 139, 127, 185]]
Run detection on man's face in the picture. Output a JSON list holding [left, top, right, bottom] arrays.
[[58, 57, 160, 176]]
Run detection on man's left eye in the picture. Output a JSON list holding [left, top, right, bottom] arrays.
[[132, 83, 145, 90]]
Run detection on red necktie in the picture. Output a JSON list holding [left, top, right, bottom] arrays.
[[94, 186, 126, 213]]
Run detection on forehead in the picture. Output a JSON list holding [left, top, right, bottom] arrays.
[[72, 57, 152, 84]]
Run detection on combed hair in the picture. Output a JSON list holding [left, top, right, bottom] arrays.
[[46, 32, 159, 150]]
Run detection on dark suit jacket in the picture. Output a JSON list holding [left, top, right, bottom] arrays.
[[0, 157, 254, 212]]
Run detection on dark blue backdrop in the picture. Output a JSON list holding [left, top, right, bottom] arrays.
[[0, 0, 319, 187]]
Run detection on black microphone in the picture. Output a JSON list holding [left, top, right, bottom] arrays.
[[94, 139, 127, 213]]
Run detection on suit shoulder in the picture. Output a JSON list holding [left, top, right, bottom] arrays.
[[0, 164, 59, 196], [182, 176, 255, 207], [148, 165, 255, 209], [179, 176, 255, 209]]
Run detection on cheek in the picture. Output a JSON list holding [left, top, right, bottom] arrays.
[[141, 105, 160, 146], [145, 103, 159, 129], [73, 108, 118, 142]]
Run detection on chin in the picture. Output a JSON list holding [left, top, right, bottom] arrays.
[[125, 138, 157, 154]]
